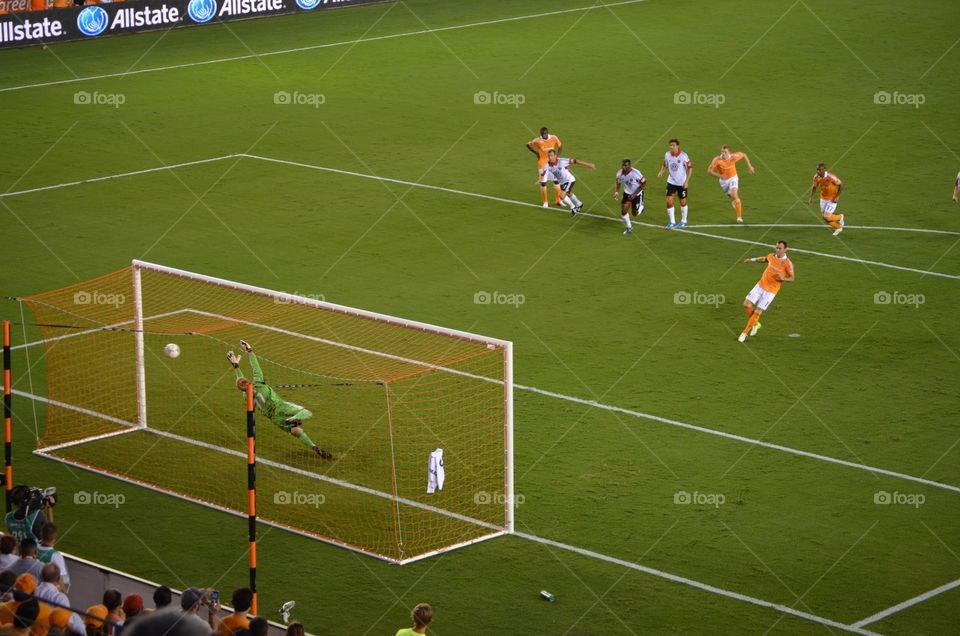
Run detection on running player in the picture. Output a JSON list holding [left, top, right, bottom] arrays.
[[227, 340, 332, 459], [737, 240, 794, 343], [613, 158, 646, 235], [952, 170, 959, 203], [807, 163, 846, 236], [526, 127, 563, 207], [657, 139, 692, 229], [707, 145, 755, 223], [543, 149, 595, 215]]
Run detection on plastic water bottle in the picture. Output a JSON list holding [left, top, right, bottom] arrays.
[[540, 590, 556, 602]]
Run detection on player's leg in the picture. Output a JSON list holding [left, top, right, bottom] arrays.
[[678, 191, 689, 228], [554, 181, 564, 206], [620, 195, 634, 234], [288, 425, 332, 459], [729, 184, 743, 222], [665, 190, 677, 228], [739, 286, 763, 341], [538, 167, 549, 207], [631, 191, 644, 216]]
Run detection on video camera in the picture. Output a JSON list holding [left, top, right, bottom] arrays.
[[10, 484, 58, 511]]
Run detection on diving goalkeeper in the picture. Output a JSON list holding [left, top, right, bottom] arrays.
[[227, 340, 332, 459]]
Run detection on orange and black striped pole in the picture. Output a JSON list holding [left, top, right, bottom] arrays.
[[246, 383, 258, 615], [3, 321, 12, 513]]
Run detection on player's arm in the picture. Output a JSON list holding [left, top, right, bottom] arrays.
[[834, 176, 843, 200], [743, 255, 768, 264], [555, 137, 562, 154], [741, 153, 755, 174], [629, 176, 647, 199], [807, 177, 818, 203], [227, 351, 243, 377], [953, 178, 959, 202], [525, 140, 539, 157], [707, 158, 721, 179], [683, 161, 692, 187], [657, 160, 666, 178], [613, 176, 622, 198], [778, 265, 795, 283], [570, 158, 596, 170], [238, 340, 265, 384]]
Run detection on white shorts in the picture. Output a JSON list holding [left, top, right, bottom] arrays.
[[745, 283, 777, 311], [538, 167, 556, 184], [719, 176, 739, 195], [820, 199, 838, 215]]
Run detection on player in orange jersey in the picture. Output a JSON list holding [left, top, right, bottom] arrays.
[[807, 163, 846, 236], [526, 127, 563, 207], [707, 145, 755, 223], [737, 240, 794, 343]]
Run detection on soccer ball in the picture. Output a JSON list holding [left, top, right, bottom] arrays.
[[163, 343, 181, 359]]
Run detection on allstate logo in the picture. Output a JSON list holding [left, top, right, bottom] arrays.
[[187, 0, 217, 23], [295, 0, 321, 10], [76, 5, 108, 37]]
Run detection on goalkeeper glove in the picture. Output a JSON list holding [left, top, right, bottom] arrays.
[[226, 351, 242, 367], [239, 339, 253, 353]]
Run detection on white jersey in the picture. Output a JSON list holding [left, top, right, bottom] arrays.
[[544, 158, 576, 185], [664, 151, 691, 186], [616, 167, 645, 195]]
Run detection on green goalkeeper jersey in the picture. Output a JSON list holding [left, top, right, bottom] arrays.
[[236, 353, 299, 424]]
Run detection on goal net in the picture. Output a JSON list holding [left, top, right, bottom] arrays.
[[19, 260, 513, 563]]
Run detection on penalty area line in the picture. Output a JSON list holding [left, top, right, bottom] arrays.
[[851, 578, 960, 628]]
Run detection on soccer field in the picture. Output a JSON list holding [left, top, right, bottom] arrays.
[[2, 0, 959, 633]]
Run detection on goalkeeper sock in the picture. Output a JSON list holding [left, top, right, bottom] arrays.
[[295, 429, 317, 449]]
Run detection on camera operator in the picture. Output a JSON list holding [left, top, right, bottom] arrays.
[[4, 485, 56, 544]]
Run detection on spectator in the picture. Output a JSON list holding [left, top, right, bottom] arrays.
[[148, 589, 170, 614], [285, 623, 303, 636], [82, 605, 107, 636], [46, 609, 71, 636], [0, 571, 16, 602], [247, 618, 266, 636], [1, 598, 40, 636], [37, 526, 69, 593], [35, 564, 84, 636], [0, 536, 17, 571], [120, 597, 142, 627], [9, 575, 52, 636], [8, 541, 43, 582], [216, 589, 251, 636], [395, 603, 432, 636], [101, 591, 123, 635], [179, 589, 218, 632], [124, 607, 211, 636]]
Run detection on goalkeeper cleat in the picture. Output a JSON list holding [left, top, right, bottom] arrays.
[[313, 445, 333, 459], [239, 339, 253, 353], [750, 322, 762, 337]]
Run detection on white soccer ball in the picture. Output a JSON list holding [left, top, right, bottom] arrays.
[[163, 343, 181, 359]]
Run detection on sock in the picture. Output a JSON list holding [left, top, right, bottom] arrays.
[[540, 187, 548, 204], [622, 214, 632, 229], [667, 206, 676, 224], [735, 200, 742, 218], [743, 305, 753, 317], [681, 205, 688, 223], [569, 193, 582, 207], [562, 196, 576, 210], [554, 184, 563, 201], [743, 311, 761, 334], [294, 429, 316, 449]]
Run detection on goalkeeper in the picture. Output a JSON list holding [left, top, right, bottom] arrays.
[[227, 340, 332, 459]]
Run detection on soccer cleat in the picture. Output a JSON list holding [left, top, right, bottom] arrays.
[[623, 227, 633, 235], [676, 222, 687, 229], [573, 204, 583, 216], [555, 199, 564, 206], [749, 322, 762, 337], [665, 223, 676, 229], [541, 202, 549, 208], [833, 226, 843, 236], [313, 445, 333, 459], [737, 332, 747, 343], [736, 217, 744, 224]]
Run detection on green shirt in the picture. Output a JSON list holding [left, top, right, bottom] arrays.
[[236, 353, 299, 425], [395, 630, 426, 636]]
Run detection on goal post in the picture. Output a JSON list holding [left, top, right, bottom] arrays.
[[18, 260, 514, 563]]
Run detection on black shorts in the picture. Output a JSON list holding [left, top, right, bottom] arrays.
[[559, 181, 575, 193], [622, 190, 644, 212], [665, 183, 688, 199]]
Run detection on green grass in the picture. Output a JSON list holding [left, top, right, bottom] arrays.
[[2, 0, 960, 633]]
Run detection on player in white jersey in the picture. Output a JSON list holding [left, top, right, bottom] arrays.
[[543, 149, 595, 215], [953, 171, 959, 203], [613, 158, 646, 235], [656, 138, 692, 229]]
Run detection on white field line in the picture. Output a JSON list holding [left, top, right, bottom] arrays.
[[244, 154, 960, 280], [0, 156, 238, 199], [513, 531, 880, 636], [851, 578, 960, 628], [14, 315, 960, 495], [0, 0, 650, 93], [16, 390, 877, 633], [10, 308, 191, 351], [687, 223, 960, 237], [516, 384, 960, 495]]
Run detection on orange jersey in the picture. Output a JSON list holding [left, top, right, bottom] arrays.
[[709, 152, 743, 179], [758, 253, 793, 294], [529, 134, 561, 167], [813, 172, 842, 201]]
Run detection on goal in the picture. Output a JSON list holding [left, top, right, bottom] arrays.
[[20, 260, 513, 563]]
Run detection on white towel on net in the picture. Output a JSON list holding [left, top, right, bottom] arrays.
[[427, 448, 445, 494]]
